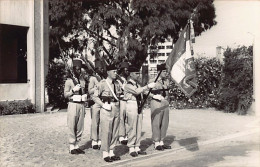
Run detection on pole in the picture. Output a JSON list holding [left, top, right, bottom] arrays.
[[139, 69, 163, 110]]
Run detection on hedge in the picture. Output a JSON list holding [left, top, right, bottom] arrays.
[[0, 100, 36, 115]]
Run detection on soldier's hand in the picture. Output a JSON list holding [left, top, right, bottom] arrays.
[[72, 84, 81, 92], [148, 82, 156, 89], [153, 95, 163, 100], [102, 103, 112, 111]]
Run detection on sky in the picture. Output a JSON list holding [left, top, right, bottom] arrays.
[[193, 0, 260, 57]]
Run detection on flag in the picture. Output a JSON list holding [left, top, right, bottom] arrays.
[[166, 24, 198, 97]]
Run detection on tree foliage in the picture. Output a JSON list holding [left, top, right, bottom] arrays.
[[49, 0, 216, 67]]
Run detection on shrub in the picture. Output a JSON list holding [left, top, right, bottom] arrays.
[[0, 100, 36, 115], [216, 46, 253, 114], [45, 61, 68, 109]]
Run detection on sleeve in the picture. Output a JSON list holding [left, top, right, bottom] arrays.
[[92, 82, 104, 106], [64, 80, 73, 98], [88, 77, 97, 95], [124, 84, 149, 96]]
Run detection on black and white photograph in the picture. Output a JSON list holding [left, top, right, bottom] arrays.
[[0, 0, 259, 166]]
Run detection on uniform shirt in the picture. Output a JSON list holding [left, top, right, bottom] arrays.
[[88, 76, 101, 99], [92, 78, 122, 106], [124, 79, 148, 101], [149, 77, 169, 99], [64, 77, 86, 99]]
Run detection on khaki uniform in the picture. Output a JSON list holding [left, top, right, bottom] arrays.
[[118, 76, 128, 138], [64, 77, 86, 146], [92, 78, 122, 152], [150, 77, 170, 143], [124, 79, 149, 151], [88, 76, 102, 142]]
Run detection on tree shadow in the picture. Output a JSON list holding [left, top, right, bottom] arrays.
[[80, 139, 92, 150], [140, 138, 154, 151], [114, 144, 129, 156], [163, 135, 175, 145], [177, 137, 199, 151]]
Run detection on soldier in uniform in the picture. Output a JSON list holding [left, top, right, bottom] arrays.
[[88, 60, 105, 150], [92, 64, 122, 162], [124, 65, 156, 157], [150, 63, 171, 151], [64, 58, 88, 154], [117, 62, 130, 145]]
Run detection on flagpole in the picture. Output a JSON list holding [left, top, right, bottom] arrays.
[[139, 69, 163, 110]]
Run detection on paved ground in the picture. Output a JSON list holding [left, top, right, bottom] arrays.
[[0, 108, 259, 167]]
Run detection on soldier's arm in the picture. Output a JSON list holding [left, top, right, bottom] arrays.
[[88, 77, 97, 95], [64, 79, 73, 98], [124, 84, 149, 96], [92, 82, 104, 106]]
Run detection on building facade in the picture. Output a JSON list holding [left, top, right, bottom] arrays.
[[0, 0, 49, 112]]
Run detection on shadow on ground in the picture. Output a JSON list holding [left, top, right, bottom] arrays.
[[177, 137, 199, 151], [80, 140, 92, 150]]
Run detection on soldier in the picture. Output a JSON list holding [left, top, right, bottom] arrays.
[[64, 58, 88, 154], [92, 64, 122, 162], [117, 62, 130, 145], [150, 63, 171, 151], [88, 60, 105, 150], [124, 65, 156, 157]]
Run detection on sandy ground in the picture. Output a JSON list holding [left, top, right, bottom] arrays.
[[0, 108, 258, 167]]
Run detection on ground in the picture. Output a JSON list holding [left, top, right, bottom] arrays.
[[0, 108, 259, 167]]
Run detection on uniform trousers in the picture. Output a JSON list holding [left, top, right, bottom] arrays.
[[150, 99, 169, 142], [100, 103, 120, 152], [125, 101, 143, 149], [67, 102, 85, 145], [90, 103, 101, 141], [119, 100, 127, 137]]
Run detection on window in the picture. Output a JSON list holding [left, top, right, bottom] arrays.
[[166, 45, 173, 49], [149, 45, 157, 50], [0, 24, 28, 83], [158, 60, 165, 64], [150, 60, 157, 64], [158, 46, 165, 49], [166, 53, 171, 56], [157, 53, 165, 57]]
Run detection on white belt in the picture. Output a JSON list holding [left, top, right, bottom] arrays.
[[72, 95, 88, 102]]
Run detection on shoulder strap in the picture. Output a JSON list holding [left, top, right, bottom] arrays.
[[105, 79, 119, 101]]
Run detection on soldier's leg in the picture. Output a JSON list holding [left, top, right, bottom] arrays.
[[119, 100, 127, 143], [160, 100, 171, 149], [126, 101, 138, 156], [100, 107, 113, 158], [75, 103, 86, 154], [135, 113, 146, 155], [67, 102, 77, 153], [91, 103, 101, 149], [150, 100, 162, 147], [110, 103, 120, 151]]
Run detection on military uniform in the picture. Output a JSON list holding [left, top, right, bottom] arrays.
[[88, 74, 102, 149], [92, 64, 122, 162], [123, 66, 156, 157], [150, 64, 171, 150], [64, 59, 87, 154], [118, 62, 129, 145]]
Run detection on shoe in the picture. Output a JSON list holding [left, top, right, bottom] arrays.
[[130, 152, 138, 157], [162, 145, 171, 149], [98, 145, 101, 150], [104, 156, 113, 162], [92, 145, 99, 150], [121, 140, 128, 145], [137, 150, 147, 155], [155, 145, 164, 151], [111, 155, 121, 161], [70, 149, 78, 154], [76, 148, 85, 154]]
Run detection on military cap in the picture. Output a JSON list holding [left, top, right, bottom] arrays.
[[107, 64, 117, 71], [120, 62, 129, 69], [129, 65, 140, 72], [157, 63, 166, 71], [73, 58, 83, 68]]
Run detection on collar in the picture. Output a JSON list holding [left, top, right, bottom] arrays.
[[106, 77, 113, 84], [128, 78, 137, 85]]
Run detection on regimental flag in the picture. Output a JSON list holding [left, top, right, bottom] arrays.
[[166, 23, 198, 97]]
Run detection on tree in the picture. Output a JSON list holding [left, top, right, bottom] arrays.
[[49, 0, 217, 68]]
